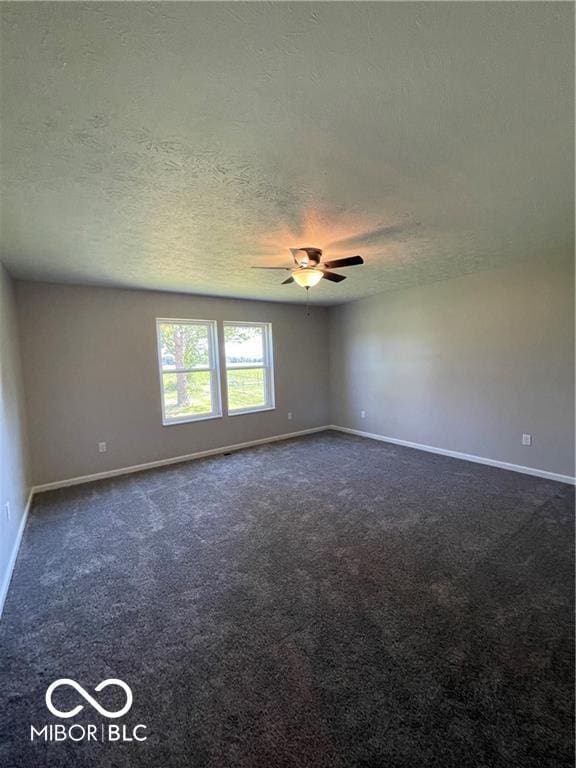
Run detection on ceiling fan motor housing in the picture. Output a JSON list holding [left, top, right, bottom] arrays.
[[252, 248, 363, 287], [299, 247, 322, 266]]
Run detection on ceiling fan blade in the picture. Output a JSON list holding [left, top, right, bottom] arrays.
[[322, 255, 364, 269], [281, 276, 295, 285], [322, 271, 347, 283], [251, 266, 292, 270]]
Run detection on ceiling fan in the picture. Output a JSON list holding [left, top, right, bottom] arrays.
[[251, 247, 364, 289]]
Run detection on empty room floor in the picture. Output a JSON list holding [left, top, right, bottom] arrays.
[[0, 431, 573, 767]]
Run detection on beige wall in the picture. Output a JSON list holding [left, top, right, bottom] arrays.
[[0, 264, 30, 611], [16, 282, 330, 486], [329, 255, 575, 478], [13, 255, 576, 487]]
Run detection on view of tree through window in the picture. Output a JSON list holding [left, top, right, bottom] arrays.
[[224, 323, 274, 413], [157, 320, 220, 423]]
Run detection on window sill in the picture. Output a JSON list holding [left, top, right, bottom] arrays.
[[162, 413, 223, 427], [228, 406, 276, 417]]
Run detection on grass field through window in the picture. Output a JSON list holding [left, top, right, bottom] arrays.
[[227, 368, 266, 411], [162, 368, 265, 419]]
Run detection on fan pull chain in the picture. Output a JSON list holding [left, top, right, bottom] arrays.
[[306, 287, 310, 317]]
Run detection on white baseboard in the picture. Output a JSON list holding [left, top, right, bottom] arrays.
[[2, 428, 330, 619], [329, 425, 576, 485], [32, 425, 331, 494], [30, 423, 576, 493], [3, 425, 571, 619], [0, 488, 34, 619]]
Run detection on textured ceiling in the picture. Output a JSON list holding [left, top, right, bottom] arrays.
[[0, 2, 573, 305]]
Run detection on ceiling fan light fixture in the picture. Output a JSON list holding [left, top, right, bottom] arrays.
[[292, 268, 323, 288]]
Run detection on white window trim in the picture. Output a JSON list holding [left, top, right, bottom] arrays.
[[156, 318, 222, 426], [223, 321, 275, 416]]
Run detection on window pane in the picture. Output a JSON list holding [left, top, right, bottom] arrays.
[[159, 323, 210, 370], [224, 325, 264, 367], [162, 371, 213, 420], [227, 368, 266, 411]]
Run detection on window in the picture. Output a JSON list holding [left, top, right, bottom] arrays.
[[156, 319, 221, 425], [224, 322, 275, 415]]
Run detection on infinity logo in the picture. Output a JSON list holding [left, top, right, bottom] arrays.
[[45, 679, 133, 719]]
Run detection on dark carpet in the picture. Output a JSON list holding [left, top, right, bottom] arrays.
[[0, 431, 574, 767]]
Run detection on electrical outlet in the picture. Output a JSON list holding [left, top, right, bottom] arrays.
[[287, 412, 293, 420], [360, 410, 366, 419], [522, 433, 532, 446], [98, 442, 107, 453], [5, 501, 10, 521]]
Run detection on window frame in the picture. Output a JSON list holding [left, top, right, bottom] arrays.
[[223, 321, 275, 416], [156, 318, 222, 426]]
